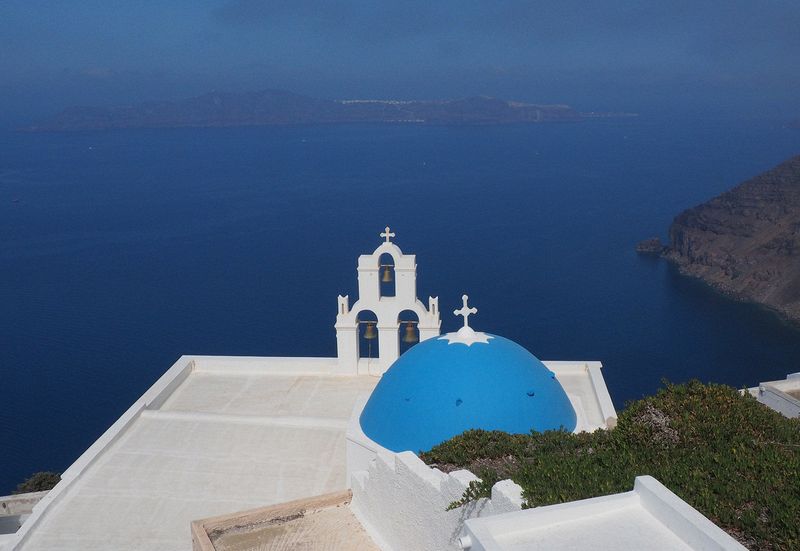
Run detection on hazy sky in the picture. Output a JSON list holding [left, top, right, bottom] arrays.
[[2, 1, 799, 124]]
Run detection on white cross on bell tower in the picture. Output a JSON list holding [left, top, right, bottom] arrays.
[[380, 226, 395, 243]]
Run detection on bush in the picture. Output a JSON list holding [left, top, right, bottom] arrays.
[[13, 472, 61, 494], [420, 381, 800, 551]]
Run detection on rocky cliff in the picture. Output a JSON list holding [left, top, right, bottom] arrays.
[[663, 154, 800, 322]]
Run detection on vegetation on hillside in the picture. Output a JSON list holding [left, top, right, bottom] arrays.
[[420, 381, 800, 551], [13, 472, 60, 494]]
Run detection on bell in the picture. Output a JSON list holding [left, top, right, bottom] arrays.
[[402, 321, 418, 343], [363, 322, 377, 340], [381, 265, 393, 283]]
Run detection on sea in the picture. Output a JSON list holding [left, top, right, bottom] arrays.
[[1, 118, 799, 494]]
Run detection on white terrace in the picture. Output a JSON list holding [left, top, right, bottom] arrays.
[[9, 354, 615, 551], [11, 356, 377, 551]]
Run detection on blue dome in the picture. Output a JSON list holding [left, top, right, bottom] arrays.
[[359, 334, 577, 453]]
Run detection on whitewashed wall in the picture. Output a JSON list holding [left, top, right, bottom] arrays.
[[461, 476, 746, 551], [350, 451, 523, 551], [748, 372, 800, 418]]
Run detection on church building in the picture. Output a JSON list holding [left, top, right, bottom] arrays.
[[2, 229, 744, 551]]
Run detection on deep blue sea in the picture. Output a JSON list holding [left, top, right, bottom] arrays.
[[1, 119, 799, 494]]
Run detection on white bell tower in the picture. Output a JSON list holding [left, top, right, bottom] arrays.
[[335, 227, 441, 375]]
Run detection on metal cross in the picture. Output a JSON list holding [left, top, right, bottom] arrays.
[[454, 294, 477, 328], [380, 226, 395, 243]]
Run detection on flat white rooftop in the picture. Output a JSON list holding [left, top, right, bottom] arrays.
[[11, 356, 377, 551], [461, 476, 745, 551], [10, 355, 617, 551]]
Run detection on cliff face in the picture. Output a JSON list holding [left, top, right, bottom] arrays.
[[664, 154, 800, 322]]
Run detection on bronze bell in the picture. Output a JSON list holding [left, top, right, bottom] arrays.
[[402, 321, 418, 343], [381, 265, 394, 283], [363, 322, 377, 340]]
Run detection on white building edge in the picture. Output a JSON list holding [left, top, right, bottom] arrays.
[[2, 229, 746, 551], [746, 372, 800, 418]]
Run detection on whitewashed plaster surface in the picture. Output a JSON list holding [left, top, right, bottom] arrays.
[[544, 361, 617, 431], [11, 356, 377, 551], [335, 233, 441, 376], [747, 372, 800, 418], [350, 451, 524, 551], [461, 476, 746, 551]]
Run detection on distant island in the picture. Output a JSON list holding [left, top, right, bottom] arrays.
[[23, 89, 636, 131], [639, 154, 800, 323]]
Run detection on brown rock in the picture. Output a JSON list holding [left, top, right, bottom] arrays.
[[636, 237, 665, 255], [663, 154, 800, 322]]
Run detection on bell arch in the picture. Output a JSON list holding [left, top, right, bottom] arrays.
[[397, 309, 420, 356], [379, 253, 396, 297], [335, 227, 441, 375], [356, 310, 379, 361]]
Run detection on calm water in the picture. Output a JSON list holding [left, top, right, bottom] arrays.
[[1, 119, 799, 493]]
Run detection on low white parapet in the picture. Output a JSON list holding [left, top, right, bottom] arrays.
[[460, 475, 745, 551], [189, 355, 341, 376], [0, 491, 49, 519], [351, 451, 523, 551], [5, 355, 197, 550], [0, 491, 49, 543], [543, 361, 618, 431], [747, 372, 800, 418], [584, 362, 618, 428], [346, 391, 389, 482]]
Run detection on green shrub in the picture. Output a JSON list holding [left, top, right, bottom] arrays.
[[13, 471, 61, 494], [420, 381, 800, 551]]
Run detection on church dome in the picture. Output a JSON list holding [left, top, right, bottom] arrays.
[[359, 309, 577, 453]]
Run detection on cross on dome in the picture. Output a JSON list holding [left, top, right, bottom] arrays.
[[380, 226, 395, 243], [454, 294, 477, 328], [439, 294, 493, 346]]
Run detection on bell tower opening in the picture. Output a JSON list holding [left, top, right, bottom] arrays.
[[398, 310, 420, 356], [379, 253, 395, 298], [357, 310, 379, 360]]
